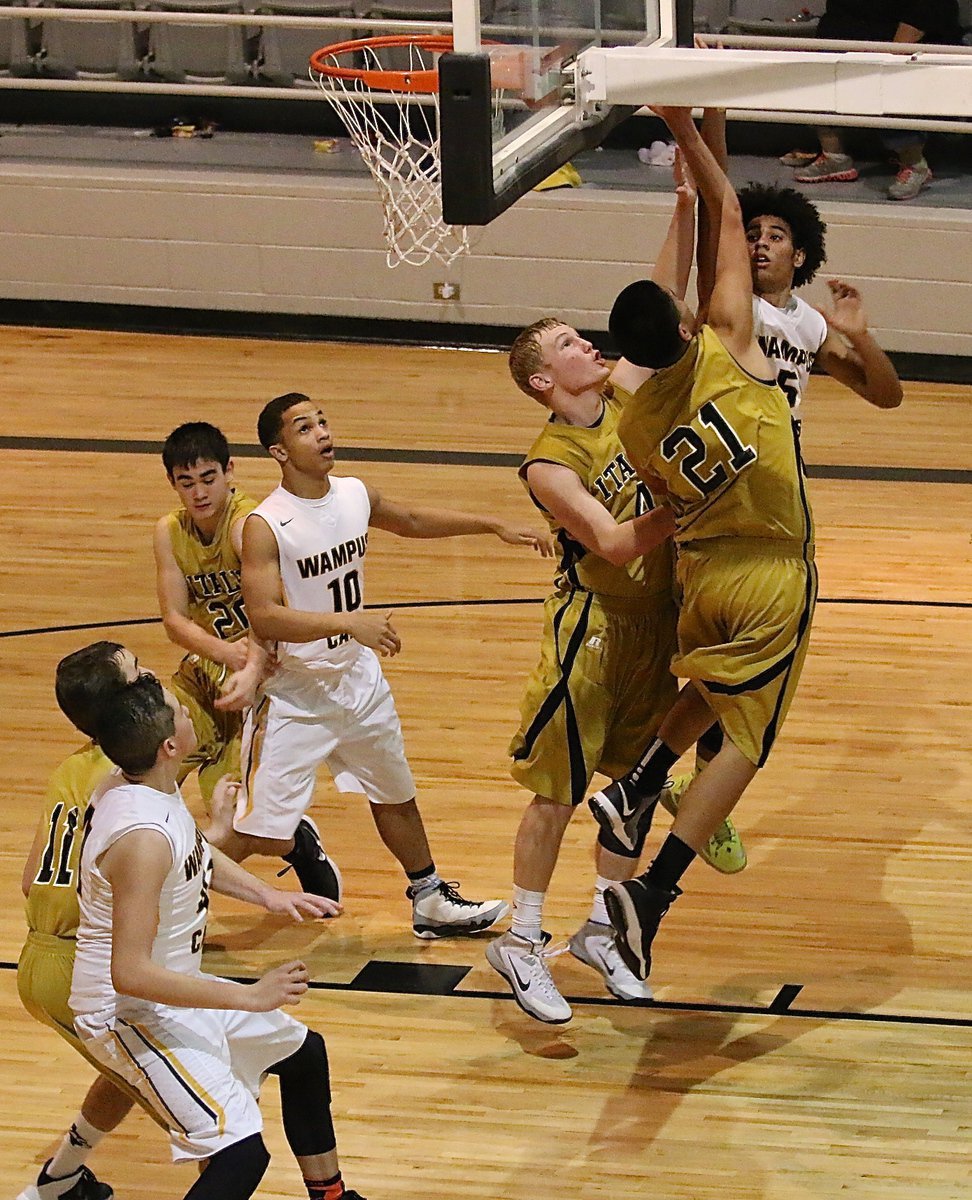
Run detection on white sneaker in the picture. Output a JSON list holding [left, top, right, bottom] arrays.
[[568, 919, 653, 1001], [408, 880, 509, 939], [486, 929, 572, 1023]]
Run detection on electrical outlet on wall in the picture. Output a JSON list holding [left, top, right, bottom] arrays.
[[433, 282, 461, 301]]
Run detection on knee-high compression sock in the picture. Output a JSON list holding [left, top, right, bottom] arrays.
[[267, 1031, 337, 1158], [184, 1134, 270, 1200]]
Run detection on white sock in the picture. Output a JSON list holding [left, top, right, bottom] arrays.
[[47, 1114, 105, 1180], [510, 886, 545, 943], [590, 876, 613, 926], [409, 868, 442, 899]]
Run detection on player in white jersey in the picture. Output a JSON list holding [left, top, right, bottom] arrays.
[[227, 391, 549, 938], [71, 674, 366, 1200], [698, 111, 903, 433]]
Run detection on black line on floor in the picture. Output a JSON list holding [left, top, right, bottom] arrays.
[[3, 594, 969, 641], [769, 984, 804, 1013], [1, 435, 969, 484], [4, 959, 957, 1030]]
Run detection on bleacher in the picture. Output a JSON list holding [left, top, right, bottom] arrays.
[[0, 0, 703, 89]]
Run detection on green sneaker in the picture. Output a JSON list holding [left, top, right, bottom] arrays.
[[658, 771, 748, 874]]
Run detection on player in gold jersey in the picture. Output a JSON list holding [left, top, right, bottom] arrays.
[[16, 642, 152, 1200], [487, 162, 746, 1023], [155, 421, 342, 901], [589, 107, 818, 982]]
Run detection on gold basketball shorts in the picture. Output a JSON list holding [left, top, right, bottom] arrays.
[[171, 654, 244, 805], [17, 930, 163, 1123], [673, 538, 817, 767], [510, 588, 678, 806]]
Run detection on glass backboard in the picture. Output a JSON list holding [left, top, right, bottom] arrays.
[[440, 0, 688, 224]]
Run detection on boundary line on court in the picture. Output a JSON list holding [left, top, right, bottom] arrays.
[[0, 435, 969, 485], [1, 960, 964, 1029], [1, 595, 970, 641]]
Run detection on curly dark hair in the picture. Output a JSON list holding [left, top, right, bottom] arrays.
[[737, 183, 827, 289]]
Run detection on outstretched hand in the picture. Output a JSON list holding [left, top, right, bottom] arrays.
[[496, 526, 555, 556], [815, 278, 870, 341], [247, 960, 310, 1011], [650, 104, 694, 131], [263, 888, 342, 922], [349, 610, 401, 657], [215, 665, 259, 711]]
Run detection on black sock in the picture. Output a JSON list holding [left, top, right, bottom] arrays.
[[406, 864, 436, 884], [645, 834, 696, 892], [627, 738, 679, 797]]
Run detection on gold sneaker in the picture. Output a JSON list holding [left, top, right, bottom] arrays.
[[658, 771, 747, 874]]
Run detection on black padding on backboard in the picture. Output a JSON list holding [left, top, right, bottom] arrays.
[[439, 52, 496, 226], [439, 49, 634, 226]]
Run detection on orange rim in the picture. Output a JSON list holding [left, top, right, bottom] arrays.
[[310, 34, 457, 94]]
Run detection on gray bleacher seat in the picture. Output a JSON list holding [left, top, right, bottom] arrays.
[[254, 0, 355, 87], [357, 2, 450, 73], [36, 0, 140, 79], [1, 0, 43, 75], [143, 0, 249, 82], [489, 0, 643, 43]]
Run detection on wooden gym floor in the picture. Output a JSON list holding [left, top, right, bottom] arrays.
[[0, 325, 969, 1198]]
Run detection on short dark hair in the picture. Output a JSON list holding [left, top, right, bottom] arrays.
[[95, 675, 175, 776], [257, 393, 310, 451], [609, 280, 685, 370], [55, 641, 127, 739], [737, 183, 827, 288], [162, 422, 231, 477]]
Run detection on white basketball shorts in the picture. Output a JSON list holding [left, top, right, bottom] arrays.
[[75, 989, 307, 1162], [235, 649, 416, 840]]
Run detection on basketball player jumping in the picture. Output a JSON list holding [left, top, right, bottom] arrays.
[[592, 106, 819, 981]]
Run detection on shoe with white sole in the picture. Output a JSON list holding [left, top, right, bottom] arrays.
[[604, 877, 680, 981], [486, 929, 572, 1023], [588, 779, 659, 855], [568, 919, 652, 1001], [409, 880, 509, 939]]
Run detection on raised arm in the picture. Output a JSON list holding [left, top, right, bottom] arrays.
[[654, 106, 759, 367], [610, 156, 698, 395], [524, 462, 674, 567], [366, 484, 551, 553], [814, 280, 903, 409], [242, 512, 401, 655], [696, 107, 728, 314]]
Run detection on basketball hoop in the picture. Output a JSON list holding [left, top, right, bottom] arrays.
[[310, 35, 475, 268]]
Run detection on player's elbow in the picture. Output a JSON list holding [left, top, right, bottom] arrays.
[[594, 532, 630, 567], [246, 605, 276, 641], [161, 613, 184, 644], [110, 956, 152, 1000]]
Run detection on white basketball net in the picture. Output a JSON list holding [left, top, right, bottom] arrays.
[[312, 43, 469, 269]]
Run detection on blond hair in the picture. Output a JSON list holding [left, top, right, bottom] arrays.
[[508, 317, 563, 401]]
